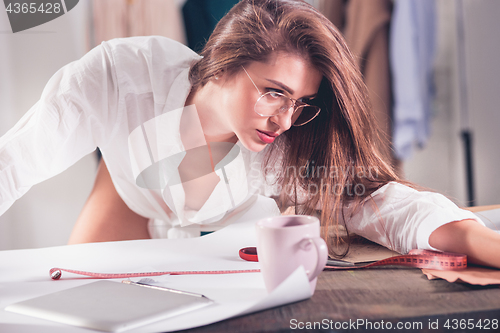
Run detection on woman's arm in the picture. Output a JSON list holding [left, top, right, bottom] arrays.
[[343, 182, 497, 259], [1, 43, 121, 217], [429, 219, 500, 269], [68, 160, 150, 244]]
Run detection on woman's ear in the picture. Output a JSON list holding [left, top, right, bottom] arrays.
[[213, 70, 224, 82], [211, 71, 231, 88]]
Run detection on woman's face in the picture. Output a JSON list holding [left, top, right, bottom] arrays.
[[203, 52, 323, 152]]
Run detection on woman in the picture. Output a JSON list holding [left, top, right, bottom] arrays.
[[1, 0, 499, 267]]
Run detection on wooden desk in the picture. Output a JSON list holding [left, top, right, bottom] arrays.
[[466, 204, 500, 213], [184, 267, 500, 332]]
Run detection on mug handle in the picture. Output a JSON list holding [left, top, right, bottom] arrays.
[[299, 237, 328, 281]]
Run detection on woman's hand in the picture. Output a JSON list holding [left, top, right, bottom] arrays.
[[429, 219, 500, 269]]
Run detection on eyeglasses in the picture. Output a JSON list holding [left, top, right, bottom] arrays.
[[242, 67, 321, 126]]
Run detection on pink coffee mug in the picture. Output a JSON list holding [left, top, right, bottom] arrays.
[[256, 215, 328, 293]]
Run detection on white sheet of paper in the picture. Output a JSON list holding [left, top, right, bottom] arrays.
[[0, 196, 313, 333]]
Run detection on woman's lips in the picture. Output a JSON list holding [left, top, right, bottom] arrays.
[[256, 130, 278, 144]]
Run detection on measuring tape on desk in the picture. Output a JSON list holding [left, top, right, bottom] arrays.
[[325, 249, 467, 270], [49, 249, 466, 280], [49, 268, 260, 280]]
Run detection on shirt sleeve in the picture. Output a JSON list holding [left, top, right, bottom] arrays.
[[344, 182, 484, 254], [0, 43, 121, 216]]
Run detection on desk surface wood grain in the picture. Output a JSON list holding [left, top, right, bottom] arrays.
[[183, 268, 500, 332], [465, 204, 500, 212]]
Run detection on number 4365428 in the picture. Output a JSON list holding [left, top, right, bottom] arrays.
[[444, 318, 498, 330], [5, 2, 62, 14]]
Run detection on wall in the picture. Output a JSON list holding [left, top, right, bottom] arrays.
[[463, 0, 500, 205], [0, 1, 97, 250], [404, 0, 500, 207]]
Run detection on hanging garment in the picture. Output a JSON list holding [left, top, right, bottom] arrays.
[[182, 0, 239, 52], [390, 0, 437, 159], [319, 0, 397, 169], [345, 0, 394, 165], [92, 0, 186, 46]]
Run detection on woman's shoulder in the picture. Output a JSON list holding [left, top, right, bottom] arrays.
[[104, 36, 197, 56], [100, 36, 202, 74]]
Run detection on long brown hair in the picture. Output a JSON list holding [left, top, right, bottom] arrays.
[[189, 0, 401, 257]]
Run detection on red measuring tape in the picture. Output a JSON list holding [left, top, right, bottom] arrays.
[[325, 249, 467, 271], [49, 249, 466, 280], [49, 268, 260, 280]]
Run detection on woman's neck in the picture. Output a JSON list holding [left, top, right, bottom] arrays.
[[186, 83, 238, 144]]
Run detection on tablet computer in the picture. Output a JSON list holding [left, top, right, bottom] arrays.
[[6, 280, 213, 332]]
